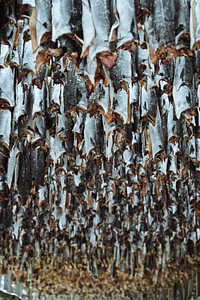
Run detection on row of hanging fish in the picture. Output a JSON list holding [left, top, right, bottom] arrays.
[[0, 0, 199, 298]]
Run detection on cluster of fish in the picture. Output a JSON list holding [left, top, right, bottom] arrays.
[[0, 0, 199, 294]]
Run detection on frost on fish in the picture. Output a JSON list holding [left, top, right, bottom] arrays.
[[0, 67, 14, 107], [175, 0, 190, 46], [89, 0, 110, 55], [35, 0, 52, 46], [0, 0, 199, 299], [52, 0, 72, 41], [149, 108, 163, 157], [190, 0, 200, 49], [22, 40, 37, 72], [116, 0, 137, 48], [173, 56, 193, 119], [0, 110, 11, 147], [153, 0, 175, 45]]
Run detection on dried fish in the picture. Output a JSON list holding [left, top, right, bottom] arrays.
[[0, 1, 199, 300]]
